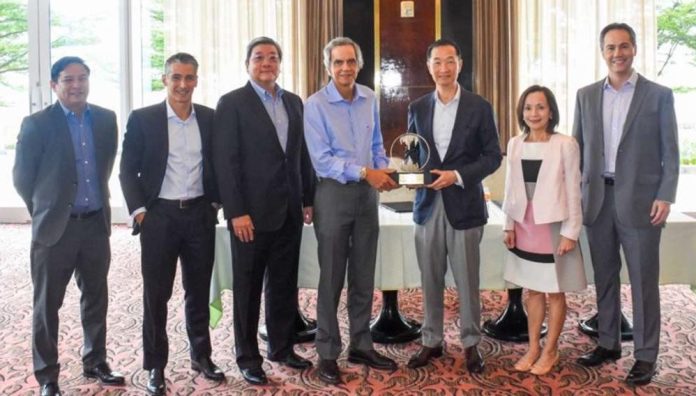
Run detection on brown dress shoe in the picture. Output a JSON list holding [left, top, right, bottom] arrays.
[[407, 346, 443, 368], [465, 345, 484, 374]]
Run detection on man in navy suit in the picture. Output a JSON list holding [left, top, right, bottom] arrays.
[[212, 37, 315, 385], [406, 39, 502, 372], [119, 53, 223, 395], [13, 56, 124, 396]]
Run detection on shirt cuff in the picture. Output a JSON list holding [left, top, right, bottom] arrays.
[[131, 207, 146, 222], [346, 164, 363, 182], [454, 170, 464, 187]]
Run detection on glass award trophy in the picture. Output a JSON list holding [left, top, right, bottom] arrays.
[[389, 132, 432, 187]]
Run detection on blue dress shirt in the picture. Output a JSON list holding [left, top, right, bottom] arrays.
[[249, 79, 289, 152], [602, 70, 638, 177], [304, 80, 389, 183], [59, 102, 103, 214]]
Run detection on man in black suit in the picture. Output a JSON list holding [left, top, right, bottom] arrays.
[[212, 37, 315, 385], [13, 56, 124, 396], [406, 39, 502, 372], [119, 53, 224, 395]]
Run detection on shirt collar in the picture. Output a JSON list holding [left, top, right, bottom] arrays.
[[326, 79, 367, 103], [432, 83, 461, 106], [603, 70, 638, 91], [249, 79, 284, 101], [165, 99, 195, 122], [58, 101, 91, 117]]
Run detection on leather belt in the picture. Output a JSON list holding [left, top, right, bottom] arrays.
[[158, 196, 205, 209], [70, 209, 102, 219], [318, 177, 367, 186], [603, 177, 615, 186]]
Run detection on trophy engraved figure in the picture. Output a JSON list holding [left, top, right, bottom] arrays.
[[390, 132, 432, 187]]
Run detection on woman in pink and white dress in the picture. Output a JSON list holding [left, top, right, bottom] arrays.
[[502, 85, 586, 375]]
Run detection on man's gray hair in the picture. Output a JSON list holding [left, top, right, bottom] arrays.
[[322, 37, 364, 71], [165, 52, 199, 74]]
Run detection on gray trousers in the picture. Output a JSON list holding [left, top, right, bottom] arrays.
[[30, 214, 110, 385], [586, 185, 661, 362], [415, 193, 483, 348], [314, 179, 378, 360]]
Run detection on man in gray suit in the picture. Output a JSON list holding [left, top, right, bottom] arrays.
[[13, 57, 123, 396], [573, 23, 679, 386]]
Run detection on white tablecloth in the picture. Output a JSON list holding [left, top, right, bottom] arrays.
[[209, 203, 696, 326]]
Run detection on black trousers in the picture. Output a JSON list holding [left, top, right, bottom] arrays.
[[140, 199, 216, 370], [231, 212, 302, 369], [31, 213, 110, 385]]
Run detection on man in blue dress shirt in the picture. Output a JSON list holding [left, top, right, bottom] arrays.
[[304, 36, 398, 385], [212, 37, 315, 386], [13, 56, 123, 396]]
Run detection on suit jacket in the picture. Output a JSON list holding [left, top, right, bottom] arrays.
[[13, 101, 118, 246], [502, 133, 582, 240], [408, 87, 502, 230], [119, 101, 219, 229], [212, 82, 315, 232], [572, 74, 679, 228]]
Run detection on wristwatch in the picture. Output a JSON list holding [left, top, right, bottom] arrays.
[[359, 166, 367, 180]]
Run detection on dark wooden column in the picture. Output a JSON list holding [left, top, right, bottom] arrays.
[[375, 0, 437, 150], [344, 0, 473, 151]]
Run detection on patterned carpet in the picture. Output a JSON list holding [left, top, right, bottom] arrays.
[[1, 224, 696, 395]]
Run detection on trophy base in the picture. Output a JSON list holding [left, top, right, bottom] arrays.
[[390, 171, 432, 187]]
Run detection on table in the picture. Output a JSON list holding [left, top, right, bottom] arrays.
[[209, 202, 507, 329], [209, 204, 696, 340]]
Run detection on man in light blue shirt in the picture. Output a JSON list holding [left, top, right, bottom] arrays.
[[304, 36, 398, 385]]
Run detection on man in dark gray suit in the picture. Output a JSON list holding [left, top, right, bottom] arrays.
[[120, 53, 223, 395], [213, 37, 315, 386], [573, 23, 679, 386], [13, 56, 124, 396]]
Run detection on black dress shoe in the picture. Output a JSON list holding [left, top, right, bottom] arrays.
[[40, 383, 61, 396], [271, 351, 313, 369], [625, 360, 656, 386], [83, 362, 125, 385], [576, 346, 622, 367], [318, 359, 341, 385], [407, 345, 443, 369], [465, 345, 485, 374], [146, 368, 166, 396], [191, 357, 226, 381], [347, 349, 398, 371], [240, 367, 268, 385]]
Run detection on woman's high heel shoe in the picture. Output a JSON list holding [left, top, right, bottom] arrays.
[[514, 351, 541, 372], [530, 352, 560, 375]]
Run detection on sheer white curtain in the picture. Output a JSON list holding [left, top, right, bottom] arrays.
[[517, 0, 657, 135], [163, 0, 304, 107]]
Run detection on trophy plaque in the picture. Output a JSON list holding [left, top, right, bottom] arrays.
[[389, 132, 432, 187]]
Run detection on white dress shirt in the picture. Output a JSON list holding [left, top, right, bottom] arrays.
[[432, 84, 464, 186], [159, 100, 204, 200]]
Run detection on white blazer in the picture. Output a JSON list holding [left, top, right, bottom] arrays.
[[502, 133, 582, 241]]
